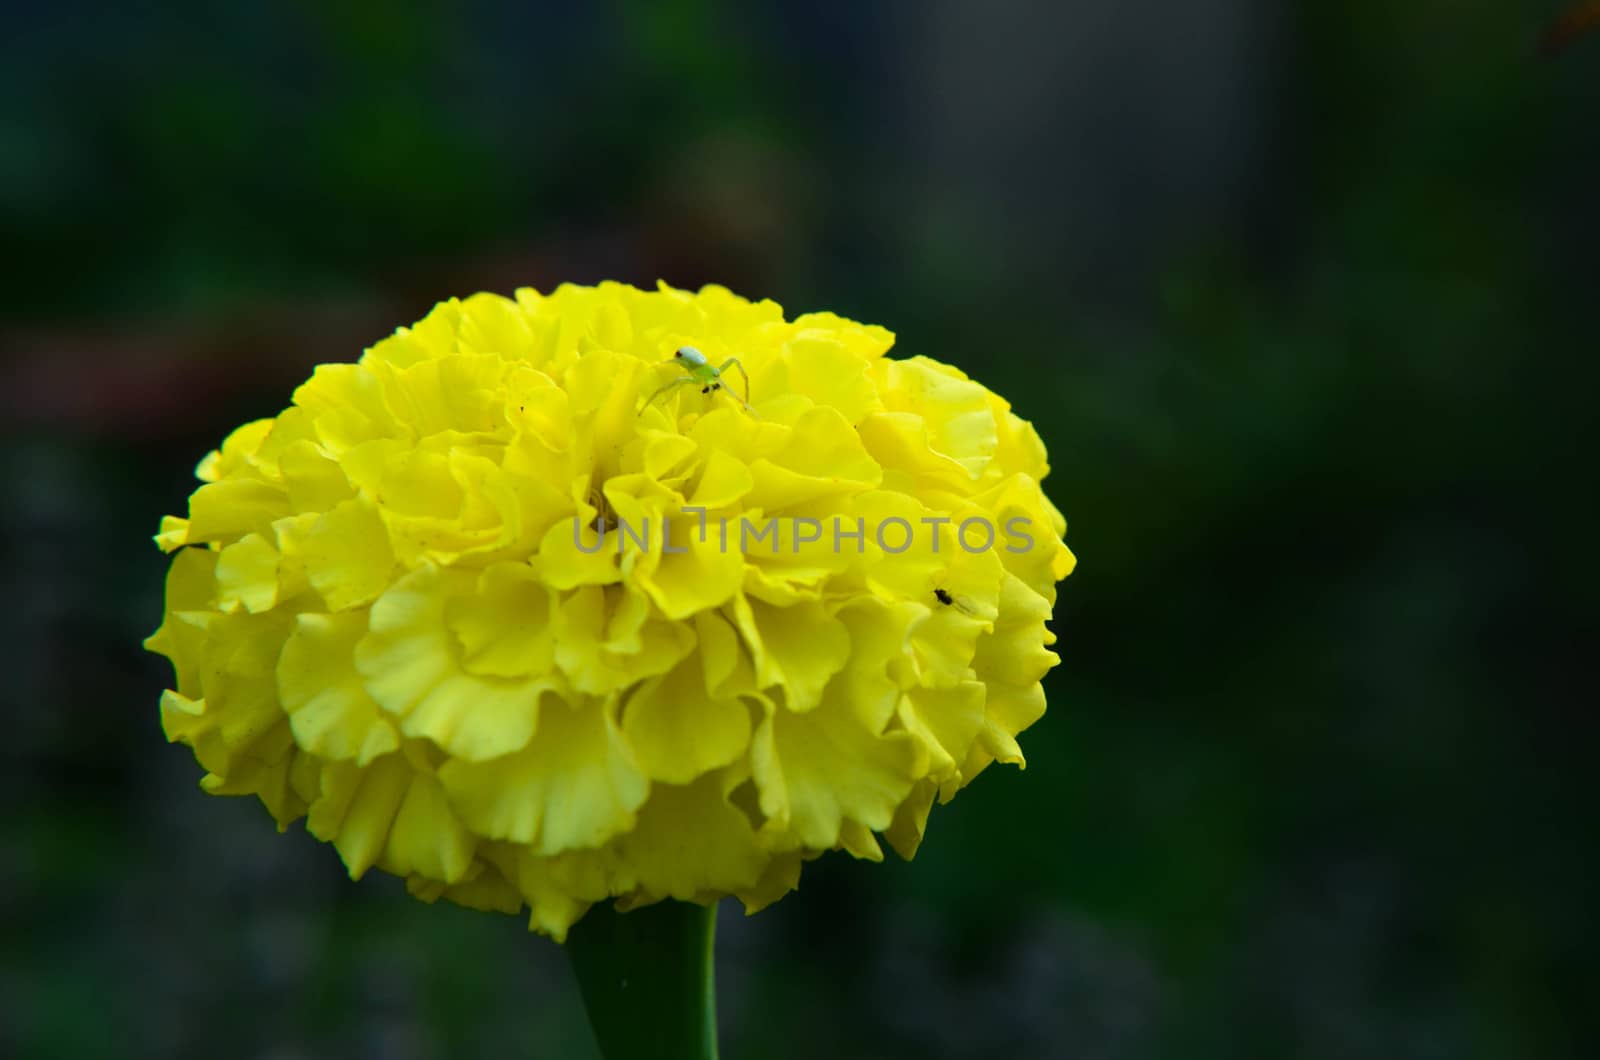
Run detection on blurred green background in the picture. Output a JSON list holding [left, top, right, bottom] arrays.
[[4, 3, 1597, 1058]]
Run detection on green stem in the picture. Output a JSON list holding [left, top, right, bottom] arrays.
[[565, 899, 720, 1060]]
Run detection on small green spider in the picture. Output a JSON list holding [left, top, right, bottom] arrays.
[[639, 346, 755, 416]]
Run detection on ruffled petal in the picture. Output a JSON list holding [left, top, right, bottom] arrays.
[[278, 611, 399, 765], [215, 533, 281, 614], [438, 697, 647, 855], [356, 567, 545, 760], [621, 656, 751, 784], [301, 499, 396, 610], [750, 685, 926, 849], [443, 562, 558, 678], [729, 595, 851, 714], [614, 769, 766, 901], [185, 478, 290, 545]]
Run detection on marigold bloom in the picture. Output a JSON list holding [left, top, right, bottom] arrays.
[[146, 282, 1076, 939]]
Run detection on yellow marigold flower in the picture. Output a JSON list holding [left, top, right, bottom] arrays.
[[145, 281, 1076, 940]]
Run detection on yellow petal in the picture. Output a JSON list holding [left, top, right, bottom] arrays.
[[534, 503, 624, 590], [406, 860, 524, 915], [883, 778, 938, 860], [728, 596, 850, 714], [744, 406, 881, 512], [215, 532, 280, 614], [439, 697, 648, 856], [776, 331, 880, 422], [964, 571, 1059, 760], [734, 850, 807, 915], [443, 562, 558, 678], [278, 611, 400, 765], [612, 771, 766, 900], [164, 608, 295, 777], [622, 657, 751, 784], [553, 586, 695, 696], [695, 610, 757, 698], [829, 597, 919, 731], [204, 418, 275, 479], [458, 291, 536, 361], [144, 547, 219, 695], [838, 819, 884, 862], [294, 363, 395, 453], [973, 681, 1047, 771], [686, 448, 754, 509], [371, 352, 510, 437], [199, 745, 314, 830], [185, 478, 290, 545], [154, 515, 190, 552], [308, 754, 413, 879], [789, 311, 895, 360], [301, 498, 396, 611], [356, 567, 545, 760], [636, 510, 745, 620], [897, 681, 986, 786], [877, 356, 998, 479], [387, 768, 477, 884], [279, 438, 355, 513], [750, 684, 925, 848]]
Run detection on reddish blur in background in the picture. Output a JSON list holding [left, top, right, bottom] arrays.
[[4, 4, 1598, 1059]]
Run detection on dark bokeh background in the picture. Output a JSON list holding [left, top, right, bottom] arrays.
[[5, 3, 1597, 1058]]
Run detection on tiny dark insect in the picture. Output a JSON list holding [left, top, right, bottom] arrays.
[[933, 586, 980, 616]]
